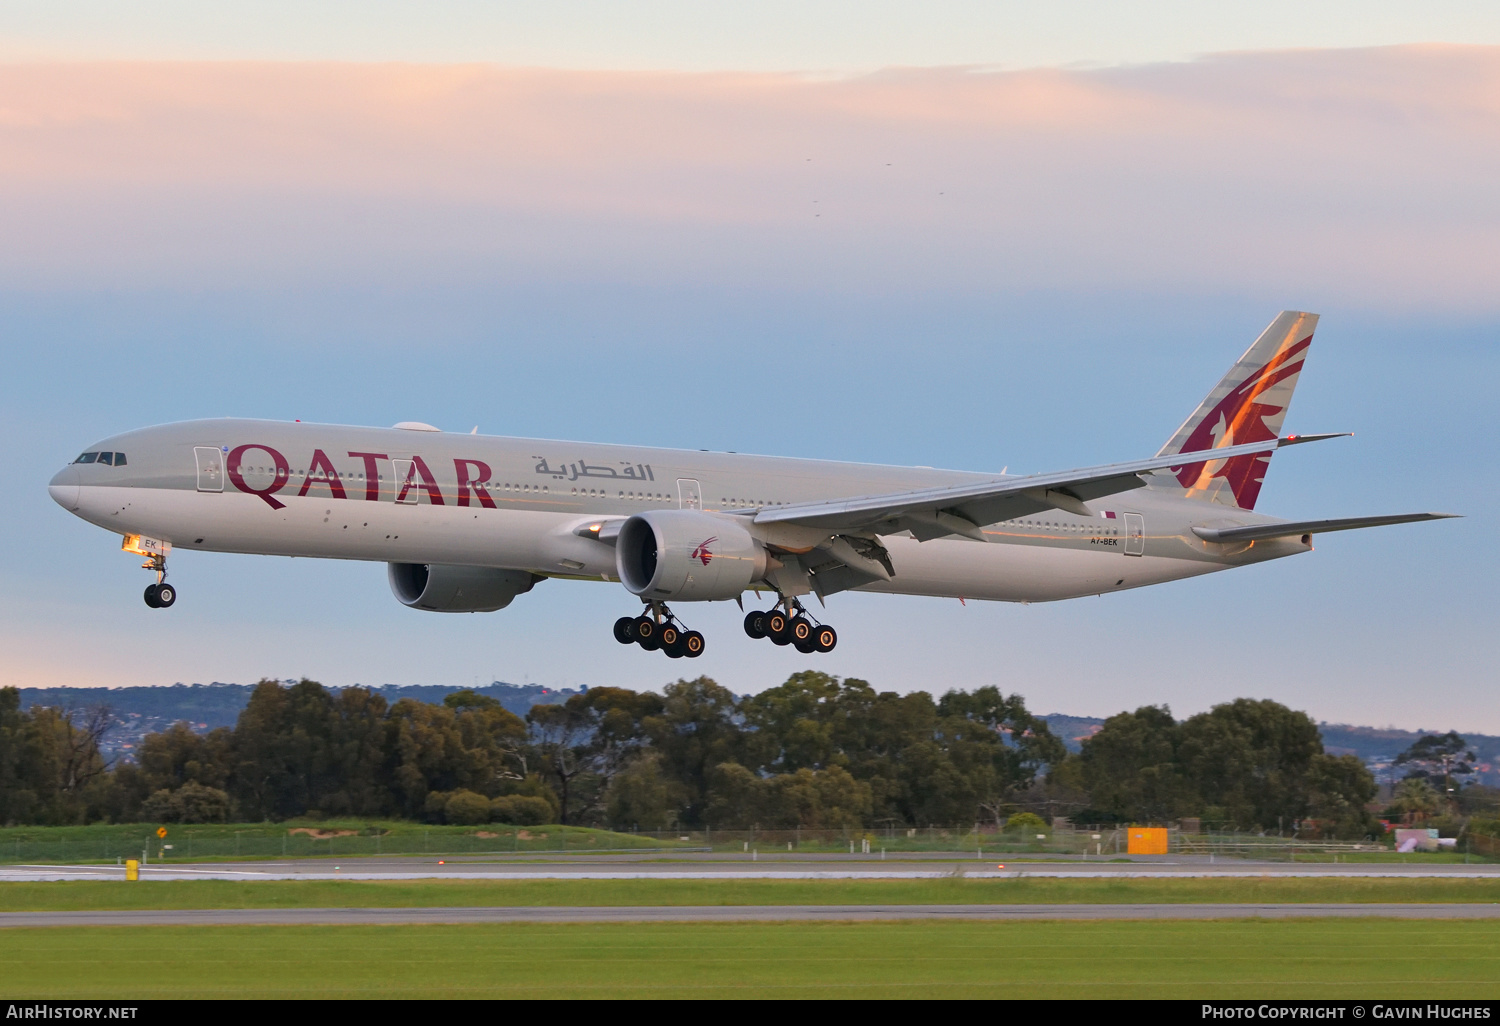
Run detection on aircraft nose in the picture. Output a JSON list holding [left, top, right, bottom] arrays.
[[49, 465, 80, 511]]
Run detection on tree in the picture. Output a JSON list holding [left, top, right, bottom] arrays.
[[1306, 753, 1378, 838], [228, 679, 336, 820], [643, 677, 744, 826], [606, 753, 685, 831], [1177, 699, 1324, 830], [1079, 706, 1194, 823], [386, 694, 524, 818], [0, 690, 115, 825], [1395, 732, 1476, 796], [758, 766, 872, 830], [935, 687, 1066, 827], [136, 722, 233, 793], [1388, 777, 1442, 822], [527, 701, 594, 825]]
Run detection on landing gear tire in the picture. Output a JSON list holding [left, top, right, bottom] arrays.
[[743, 610, 767, 639], [613, 616, 637, 644], [143, 583, 161, 608], [659, 624, 681, 650], [634, 616, 662, 651], [766, 610, 792, 645], [683, 630, 705, 658], [155, 583, 176, 608], [789, 616, 813, 646], [793, 634, 817, 654], [813, 624, 837, 653]]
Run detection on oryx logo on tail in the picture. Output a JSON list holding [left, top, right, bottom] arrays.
[[1156, 311, 1318, 510]]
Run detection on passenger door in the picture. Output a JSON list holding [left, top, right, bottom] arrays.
[[194, 447, 224, 492], [1123, 512, 1145, 556], [393, 459, 419, 505], [677, 478, 702, 511]]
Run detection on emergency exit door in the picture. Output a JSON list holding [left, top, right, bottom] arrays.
[[677, 479, 702, 511], [1123, 512, 1145, 556]]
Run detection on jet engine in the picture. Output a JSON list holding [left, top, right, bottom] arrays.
[[616, 510, 769, 601], [388, 563, 541, 612]]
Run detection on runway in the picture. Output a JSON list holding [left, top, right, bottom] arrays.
[[3, 854, 1498, 882], [2, 903, 1497, 926]]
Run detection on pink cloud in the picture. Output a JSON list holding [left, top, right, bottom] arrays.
[[0, 47, 1496, 306]]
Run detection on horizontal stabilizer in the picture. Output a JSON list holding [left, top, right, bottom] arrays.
[[1192, 513, 1459, 544]]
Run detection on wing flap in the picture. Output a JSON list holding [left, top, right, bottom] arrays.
[[1192, 513, 1458, 543]]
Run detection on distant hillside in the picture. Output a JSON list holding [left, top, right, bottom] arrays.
[[17, 681, 580, 761], [1038, 713, 1500, 787]]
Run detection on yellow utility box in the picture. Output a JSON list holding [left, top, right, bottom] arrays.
[[125, 859, 140, 882], [1127, 827, 1169, 855]]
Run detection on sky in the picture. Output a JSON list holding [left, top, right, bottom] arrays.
[[1, 5, 1495, 731]]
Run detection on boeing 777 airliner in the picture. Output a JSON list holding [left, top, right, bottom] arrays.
[[48, 312, 1454, 658]]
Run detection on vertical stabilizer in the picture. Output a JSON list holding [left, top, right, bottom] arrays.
[[1155, 311, 1318, 510]]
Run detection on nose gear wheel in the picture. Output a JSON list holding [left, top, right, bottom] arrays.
[[139, 553, 178, 609]]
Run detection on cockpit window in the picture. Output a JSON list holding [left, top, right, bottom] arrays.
[[73, 451, 125, 465]]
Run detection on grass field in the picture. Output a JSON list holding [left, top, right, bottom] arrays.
[[4, 876, 1500, 910], [0, 821, 688, 863], [12, 820, 1482, 862], [4, 919, 1496, 998]]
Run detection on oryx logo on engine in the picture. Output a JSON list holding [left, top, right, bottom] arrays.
[[690, 537, 717, 565]]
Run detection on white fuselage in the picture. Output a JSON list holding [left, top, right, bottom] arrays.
[[49, 418, 1308, 605]]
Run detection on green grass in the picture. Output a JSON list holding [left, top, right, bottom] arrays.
[[1291, 851, 1490, 863], [4, 920, 1497, 998], [4, 876, 1500, 911], [0, 820, 688, 863]]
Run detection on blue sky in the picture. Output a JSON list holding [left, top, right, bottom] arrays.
[[0, 8, 1494, 731]]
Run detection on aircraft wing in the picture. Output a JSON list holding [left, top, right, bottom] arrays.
[[1192, 512, 1459, 543], [752, 433, 1348, 538]]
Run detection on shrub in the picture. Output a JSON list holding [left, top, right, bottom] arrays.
[[444, 789, 492, 826], [140, 782, 230, 824], [491, 795, 552, 825], [1005, 812, 1048, 834]]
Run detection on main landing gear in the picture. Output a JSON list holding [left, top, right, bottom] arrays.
[[743, 600, 837, 654], [141, 553, 176, 609], [613, 603, 705, 659]]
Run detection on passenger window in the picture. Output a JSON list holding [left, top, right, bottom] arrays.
[[113, 452, 126, 466], [76, 452, 97, 464]]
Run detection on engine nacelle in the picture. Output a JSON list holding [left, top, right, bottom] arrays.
[[616, 510, 769, 601], [388, 563, 541, 613]]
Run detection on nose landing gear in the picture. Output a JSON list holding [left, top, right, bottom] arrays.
[[743, 598, 836, 653], [140, 553, 177, 609], [613, 603, 704, 659]]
